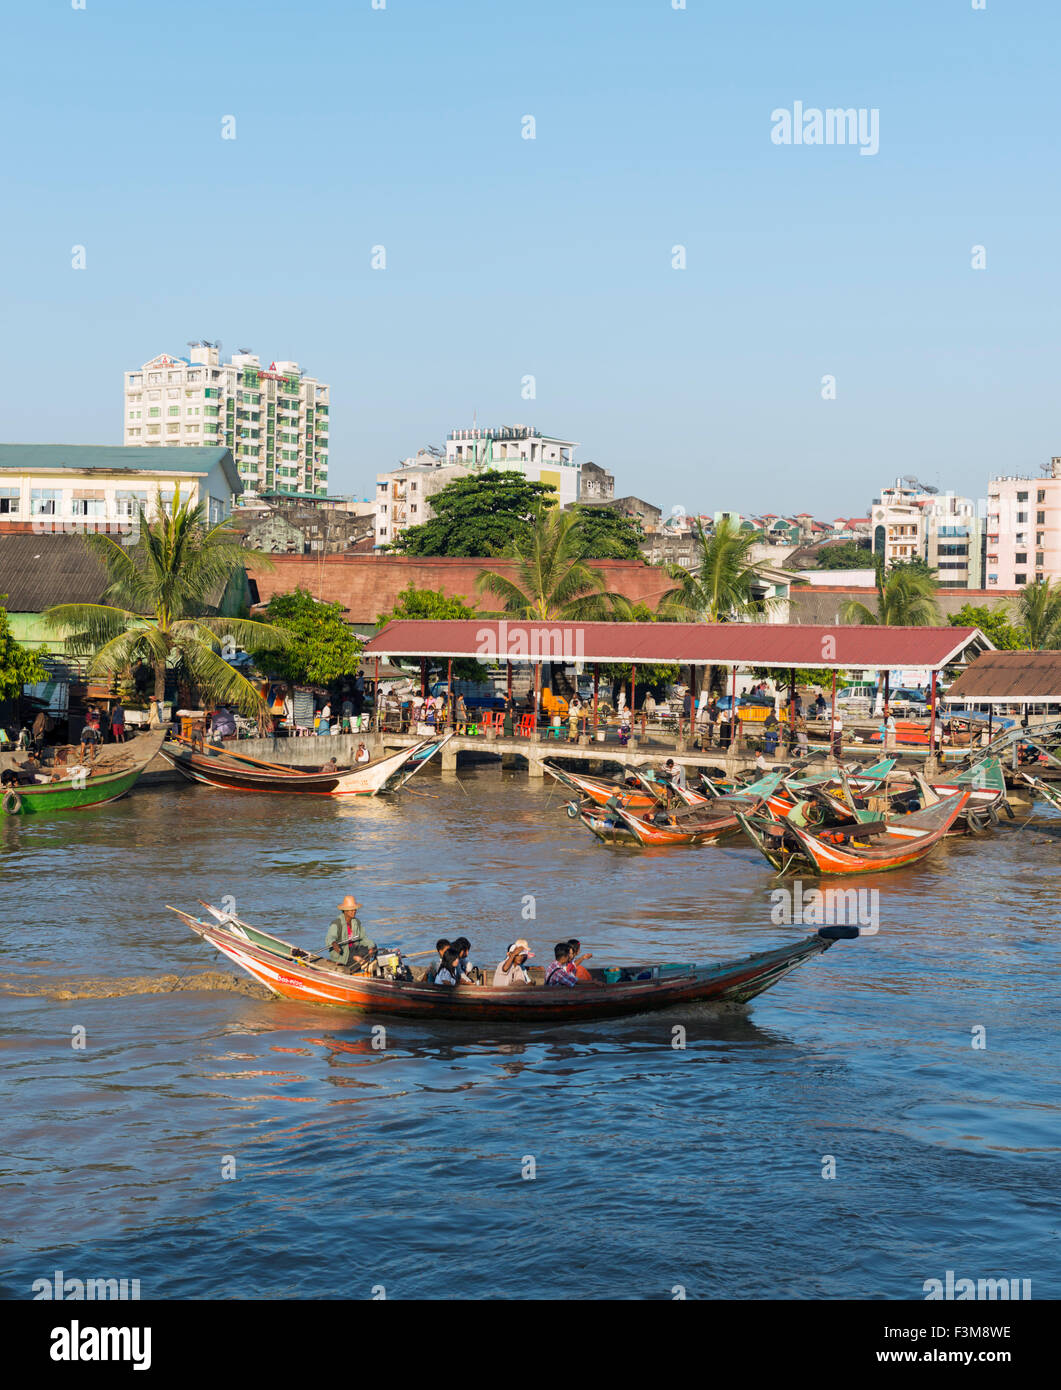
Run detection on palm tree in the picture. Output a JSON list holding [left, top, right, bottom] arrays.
[[655, 517, 773, 700], [1017, 578, 1061, 648], [45, 488, 287, 718], [657, 517, 770, 622], [475, 504, 631, 711], [475, 504, 632, 620], [841, 559, 942, 626]]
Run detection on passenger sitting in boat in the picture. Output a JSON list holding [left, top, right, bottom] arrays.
[[452, 936, 478, 983], [355, 743, 370, 764], [544, 943, 577, 987], [493, 939, 534, 986], [325, 894, 377, 972], [434, 946, 464, 986], [565, 939, 594, 982], [424, 938, 451, 984]]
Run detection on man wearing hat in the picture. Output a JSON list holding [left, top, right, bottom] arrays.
[[325, 895, 377, 972], [492, 939, 534, 987]]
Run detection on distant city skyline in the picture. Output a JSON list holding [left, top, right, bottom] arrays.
[[3, 0, 1060, 516]]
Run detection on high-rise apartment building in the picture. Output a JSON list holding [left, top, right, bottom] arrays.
[[123, 344, 329, 501], [986, 459, 1061, 588]]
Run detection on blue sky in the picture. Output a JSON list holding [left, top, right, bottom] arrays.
[[2, 0, 1059, 516]]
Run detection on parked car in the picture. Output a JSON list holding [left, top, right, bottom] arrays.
[[889, 686, 931, 716]]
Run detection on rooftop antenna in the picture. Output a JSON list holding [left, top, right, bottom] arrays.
[[238, 346, 252, 355]]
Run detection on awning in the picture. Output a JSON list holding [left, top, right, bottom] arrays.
[[943, 650, 1061, 703], [363, 620, 992, 671]]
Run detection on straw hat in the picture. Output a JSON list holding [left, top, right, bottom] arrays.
[[338, 894, 361, 913], [507, 939, 534, 959]]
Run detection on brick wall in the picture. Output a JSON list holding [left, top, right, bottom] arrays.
[[246, 554, 676, 624]]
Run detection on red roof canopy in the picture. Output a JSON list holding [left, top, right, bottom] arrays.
[[363, 621, 991, 670]]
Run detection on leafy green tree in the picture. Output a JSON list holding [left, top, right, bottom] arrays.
[[0, 599, 48, 699], [391, 470, 554, 556], [841, 559, 942, 626], [948, 604, 1026, 651], [45, 489, 286, 717], [375, 584, 487, 680], [1017, 579, 1061, 649], [809, 539, 873, 570], [263, 588, 364, 687], [568, 505, 644, 559]]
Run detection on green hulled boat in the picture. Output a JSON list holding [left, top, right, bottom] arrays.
[[0, 731, 166, 816]]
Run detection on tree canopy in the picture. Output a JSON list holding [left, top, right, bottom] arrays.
[[263, 588, 364, 687], [0, 599, 48, 700], [568, 505, 644, 559], [390, 470, 554, 556], [948, 604, 1026, 651], [808, 539, 873, 570]]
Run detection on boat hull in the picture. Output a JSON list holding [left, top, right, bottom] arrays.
[[172, 907, 842, 1022], [0, 732, 165, 816]]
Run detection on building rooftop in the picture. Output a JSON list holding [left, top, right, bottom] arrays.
[[0, 444, 240, 492]]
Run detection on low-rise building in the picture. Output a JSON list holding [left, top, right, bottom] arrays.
[[579, 461, 615, 502], [0, 444, 240, 535]]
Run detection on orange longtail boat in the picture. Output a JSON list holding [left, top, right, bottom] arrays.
[[169, 903, 857, 1022], [737, 789, 971, 877]]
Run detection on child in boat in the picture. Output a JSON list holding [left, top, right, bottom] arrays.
[[434, 946, 464, 986]]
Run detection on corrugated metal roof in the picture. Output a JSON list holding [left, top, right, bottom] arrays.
[[364, 619, 990, 670], [0, 533, 112, 611], [944, 650, 1061, 702]]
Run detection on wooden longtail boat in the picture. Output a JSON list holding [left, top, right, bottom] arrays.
[[569, 801, 640, 843], [1018, 772, 1061, 813], [158, 731, 452, 796], [615, 805, 738, 846], [170, 903, 856, 1022], [0, 731, 166, 816], [544, 761, 710, 810], [737, 788, 971, 876]]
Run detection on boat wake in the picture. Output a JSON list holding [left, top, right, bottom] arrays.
[[0, 971, 271, 1001]]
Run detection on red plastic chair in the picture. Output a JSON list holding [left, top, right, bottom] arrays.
[[518, 713, 536, 738]]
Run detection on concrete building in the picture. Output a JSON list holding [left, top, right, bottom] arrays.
[[581, 495, 662, 531], [923, 494, 984, 589], [580, 462, 615, 502], [871, 479, 933, 566], [0, 444, 240, 535], [445, 424, 580, 507], [374, 453, 473, 550], [232, 505, 374, 556], [123, 344, 329, 501], [986, 459, 1061, 588]]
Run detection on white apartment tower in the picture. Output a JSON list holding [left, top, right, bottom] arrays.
[[123, 343, 330, 500]]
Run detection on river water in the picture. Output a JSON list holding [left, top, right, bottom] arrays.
[[2, 765, 1058, 1300]]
